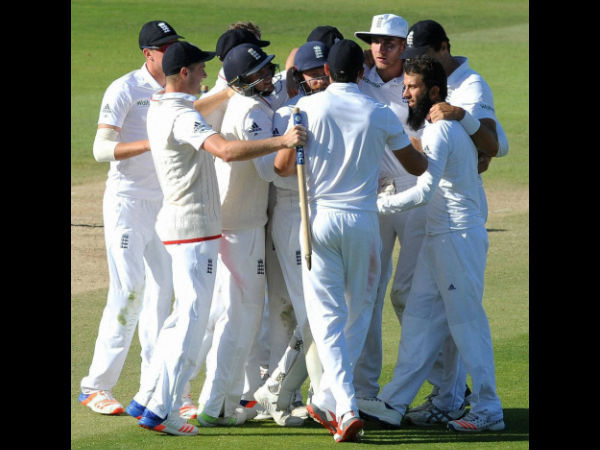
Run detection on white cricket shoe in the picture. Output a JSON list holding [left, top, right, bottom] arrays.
[[179, 393, 198, 420], [254, 384, 305, 427], [447, 412, 505, 432], [290, 401, 309, 419], [356, 397, 402, 427], [139, 409, 198, 436], [197, 406, 248, 427], [404, 402, 466, 426], [79, 390, 124, 415]]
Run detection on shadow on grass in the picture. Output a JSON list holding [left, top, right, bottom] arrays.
[[195, 408, 529, 445]]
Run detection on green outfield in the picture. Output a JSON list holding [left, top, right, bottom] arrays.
[[71, 0, 529, 448]]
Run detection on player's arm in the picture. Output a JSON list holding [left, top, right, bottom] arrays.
[[428, 102, 498, 157], [93, 124, 151, 162], [202, 125, 306, 162], [193, 87, 236, 117], [273, 146, 297, 177], [391, 143, 428, 176]]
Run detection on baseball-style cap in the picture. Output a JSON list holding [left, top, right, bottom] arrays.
[[215, 28, 270, 61], [294, 41, 329, 72], [400, 20, 449, 59], [306, 25, 344, 49], [162, 41, 216, 76], [354, 14, 408, 44], [139, 20, 184, 49], [327, 39, 364, 78], [223, 43, 275, 83]]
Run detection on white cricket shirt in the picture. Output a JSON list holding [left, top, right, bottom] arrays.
[[378, 119, 484, 235], [98, 63, 164, 200], [146, 92, 221, 242], [293, 82, 411, 212], [217, 93, 274, 231], [358, 64, 418, 190]]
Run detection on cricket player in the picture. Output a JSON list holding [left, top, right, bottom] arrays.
[[194, 42, 287, 426], [348, 16, 432, 425], [375, 55, 505, 433], [252, 40, 333, 426], [78, 20, 182, 416], [398, 19, 509, 427], [125, 41, 306, 436], [274, 39, 427, 442]]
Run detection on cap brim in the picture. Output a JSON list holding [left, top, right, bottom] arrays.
[[255, 39, 270, 47], [152, 34, 185, 46], [198, 51, 217, 63], [354, 31, 407, 44], [399, 45, 429, 59]]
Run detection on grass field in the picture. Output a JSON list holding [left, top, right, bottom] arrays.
[[71, 0, 529, 448]]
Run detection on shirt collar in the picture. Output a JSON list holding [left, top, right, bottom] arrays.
[[447, 56, 469, 85], [152, 91, 198, 103], [140, 63, 164, 91]]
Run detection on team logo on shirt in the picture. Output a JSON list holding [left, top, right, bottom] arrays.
[[296, 250, 302, 266], [120, 233, 129, 249], [207, 258, 213, 274], [194, 121, 211, 134], [257, 259, 265, 275], [247, 121, 262, 136]]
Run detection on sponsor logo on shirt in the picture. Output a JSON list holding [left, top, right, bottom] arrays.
[[102, 104, 112, 114], [362, 77, 383, 88], [120, 233, 129, 249], [136, 99, 150, 107], [207, 258, 213, 274]]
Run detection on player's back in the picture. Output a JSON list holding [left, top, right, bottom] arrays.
[[296, 82, 405, 212]]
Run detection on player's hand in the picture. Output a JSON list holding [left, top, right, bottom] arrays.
[[429, 102, 464, 123], [282, 125, 307, 149], [478, 152, 491, 173], [378, 177, 396, 195]]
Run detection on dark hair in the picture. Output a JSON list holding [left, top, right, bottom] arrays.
[[329, 67, 362, 83], [404, 55, 447, 101]]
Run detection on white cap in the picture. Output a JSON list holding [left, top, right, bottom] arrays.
[[354, 14, 409, 43]]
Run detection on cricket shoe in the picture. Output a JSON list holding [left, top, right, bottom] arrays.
[[334, 411, 365, 443], [404, 401, 466, 426], [254, 384, 305, 427], [139, 409, 198, 436], [356, 397, 402, 428], [240, 399, 271, 420], [291, 401, 309, 420], [306, 402, 338, 435], [197, 406, 248, 427], [179, 393, 198, 420], [125, 399, 146, 419], [447, 412, 505, 432], [79, 390, 124, 415]]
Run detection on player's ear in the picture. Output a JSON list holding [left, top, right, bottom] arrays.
[[429, 85, 440, 102], [324, 63, 331, 78]]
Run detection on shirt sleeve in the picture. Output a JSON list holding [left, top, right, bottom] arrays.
[[240, 106, 274, 141], [454, 76, 496, 121], [377, 121, 449, 214], [98, 81, 131, 127], [384, 107, 411, 151], [172, 110, 218, 150]]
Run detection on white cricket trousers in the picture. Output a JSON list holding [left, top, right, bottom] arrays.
[[353, 205, 426, 398], [134, 238, 219, 419], [81, 192, 172, 393], [304, 206, 381, 419], [380, 226, 503, 421], [198, 227, 266, 417]]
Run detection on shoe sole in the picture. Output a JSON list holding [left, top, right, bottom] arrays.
[[447, 420, 505, 432], [306, 405, 337, 434], [334, 419, 365, 442]]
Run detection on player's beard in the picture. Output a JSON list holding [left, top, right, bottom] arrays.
[[407, 89, 434, 132]]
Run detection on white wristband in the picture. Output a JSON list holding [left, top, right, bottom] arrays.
[[459, 111, 481, 136]]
